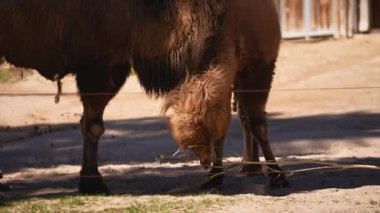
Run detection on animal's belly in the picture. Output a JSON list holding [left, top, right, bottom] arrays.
[[4, 47, 64, 80]]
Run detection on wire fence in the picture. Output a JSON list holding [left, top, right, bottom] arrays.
[[1, 158, 380, 194], [0, 85, 379, 193], [0, 86, 379, 97]]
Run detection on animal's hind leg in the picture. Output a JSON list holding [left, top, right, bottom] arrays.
[[250, 113, 288, 188], [236, 61, 288, 187], [76, 61, 130, 194]]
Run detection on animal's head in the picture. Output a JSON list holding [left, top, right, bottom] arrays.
[[167, 113, 214, 169], [162, 69, 232, 169]]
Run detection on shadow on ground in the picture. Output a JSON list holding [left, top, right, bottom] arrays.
[[0, 111, 379, 200]]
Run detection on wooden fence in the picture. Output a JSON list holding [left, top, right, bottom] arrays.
[[275, 0, 373, 39]]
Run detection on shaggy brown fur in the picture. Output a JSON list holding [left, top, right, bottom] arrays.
[[0, 0, 287, 193], [0, 0, 226, 94], [163, 66, 233, 168], [164, 0, 288, 189], [0, 0, 227, 194]]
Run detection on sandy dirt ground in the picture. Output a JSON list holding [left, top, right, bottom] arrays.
[[0, 34, 380, 212]]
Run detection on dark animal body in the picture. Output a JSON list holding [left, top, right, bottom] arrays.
[[0, 0, 286, 193]]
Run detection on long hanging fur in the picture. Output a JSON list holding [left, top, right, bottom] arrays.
[[132, 0, 227, 96], [0, 0, 226, 97], [162, 65, 232, 121]]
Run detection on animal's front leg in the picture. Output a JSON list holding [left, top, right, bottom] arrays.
[[201, 139, 225, 191], [76, 61, 130, 194], [234, 81, 262, 175], [78, 100, 110, 195], [236, 61, 288, 188], [238, 103, 262, 175]]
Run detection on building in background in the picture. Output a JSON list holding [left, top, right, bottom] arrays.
[[275, 0, 379, 40]]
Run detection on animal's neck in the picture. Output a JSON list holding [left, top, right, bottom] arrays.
[[130, 0, 227, 97]]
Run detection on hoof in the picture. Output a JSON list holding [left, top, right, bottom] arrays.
[[240, 164, 263, 177], [79, 176, 110, 195], [0, 183, 11, 192], [200, 174, 224, 192], [269, 174, 289, 188]]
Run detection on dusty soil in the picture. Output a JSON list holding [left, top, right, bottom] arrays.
[[0, 34, 380, 212]]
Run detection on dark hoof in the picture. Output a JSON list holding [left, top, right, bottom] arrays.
[[0, 183, 11, 192], [269, 174, 289, 188], [200, 174, 224, 192], [240, 164, 263, 177], [79, 176, 110, 195]]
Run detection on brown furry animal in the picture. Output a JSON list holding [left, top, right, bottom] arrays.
[[0, 0, 226, 194], [0, 0, 286, 193], [164, 0, 288, 189]]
